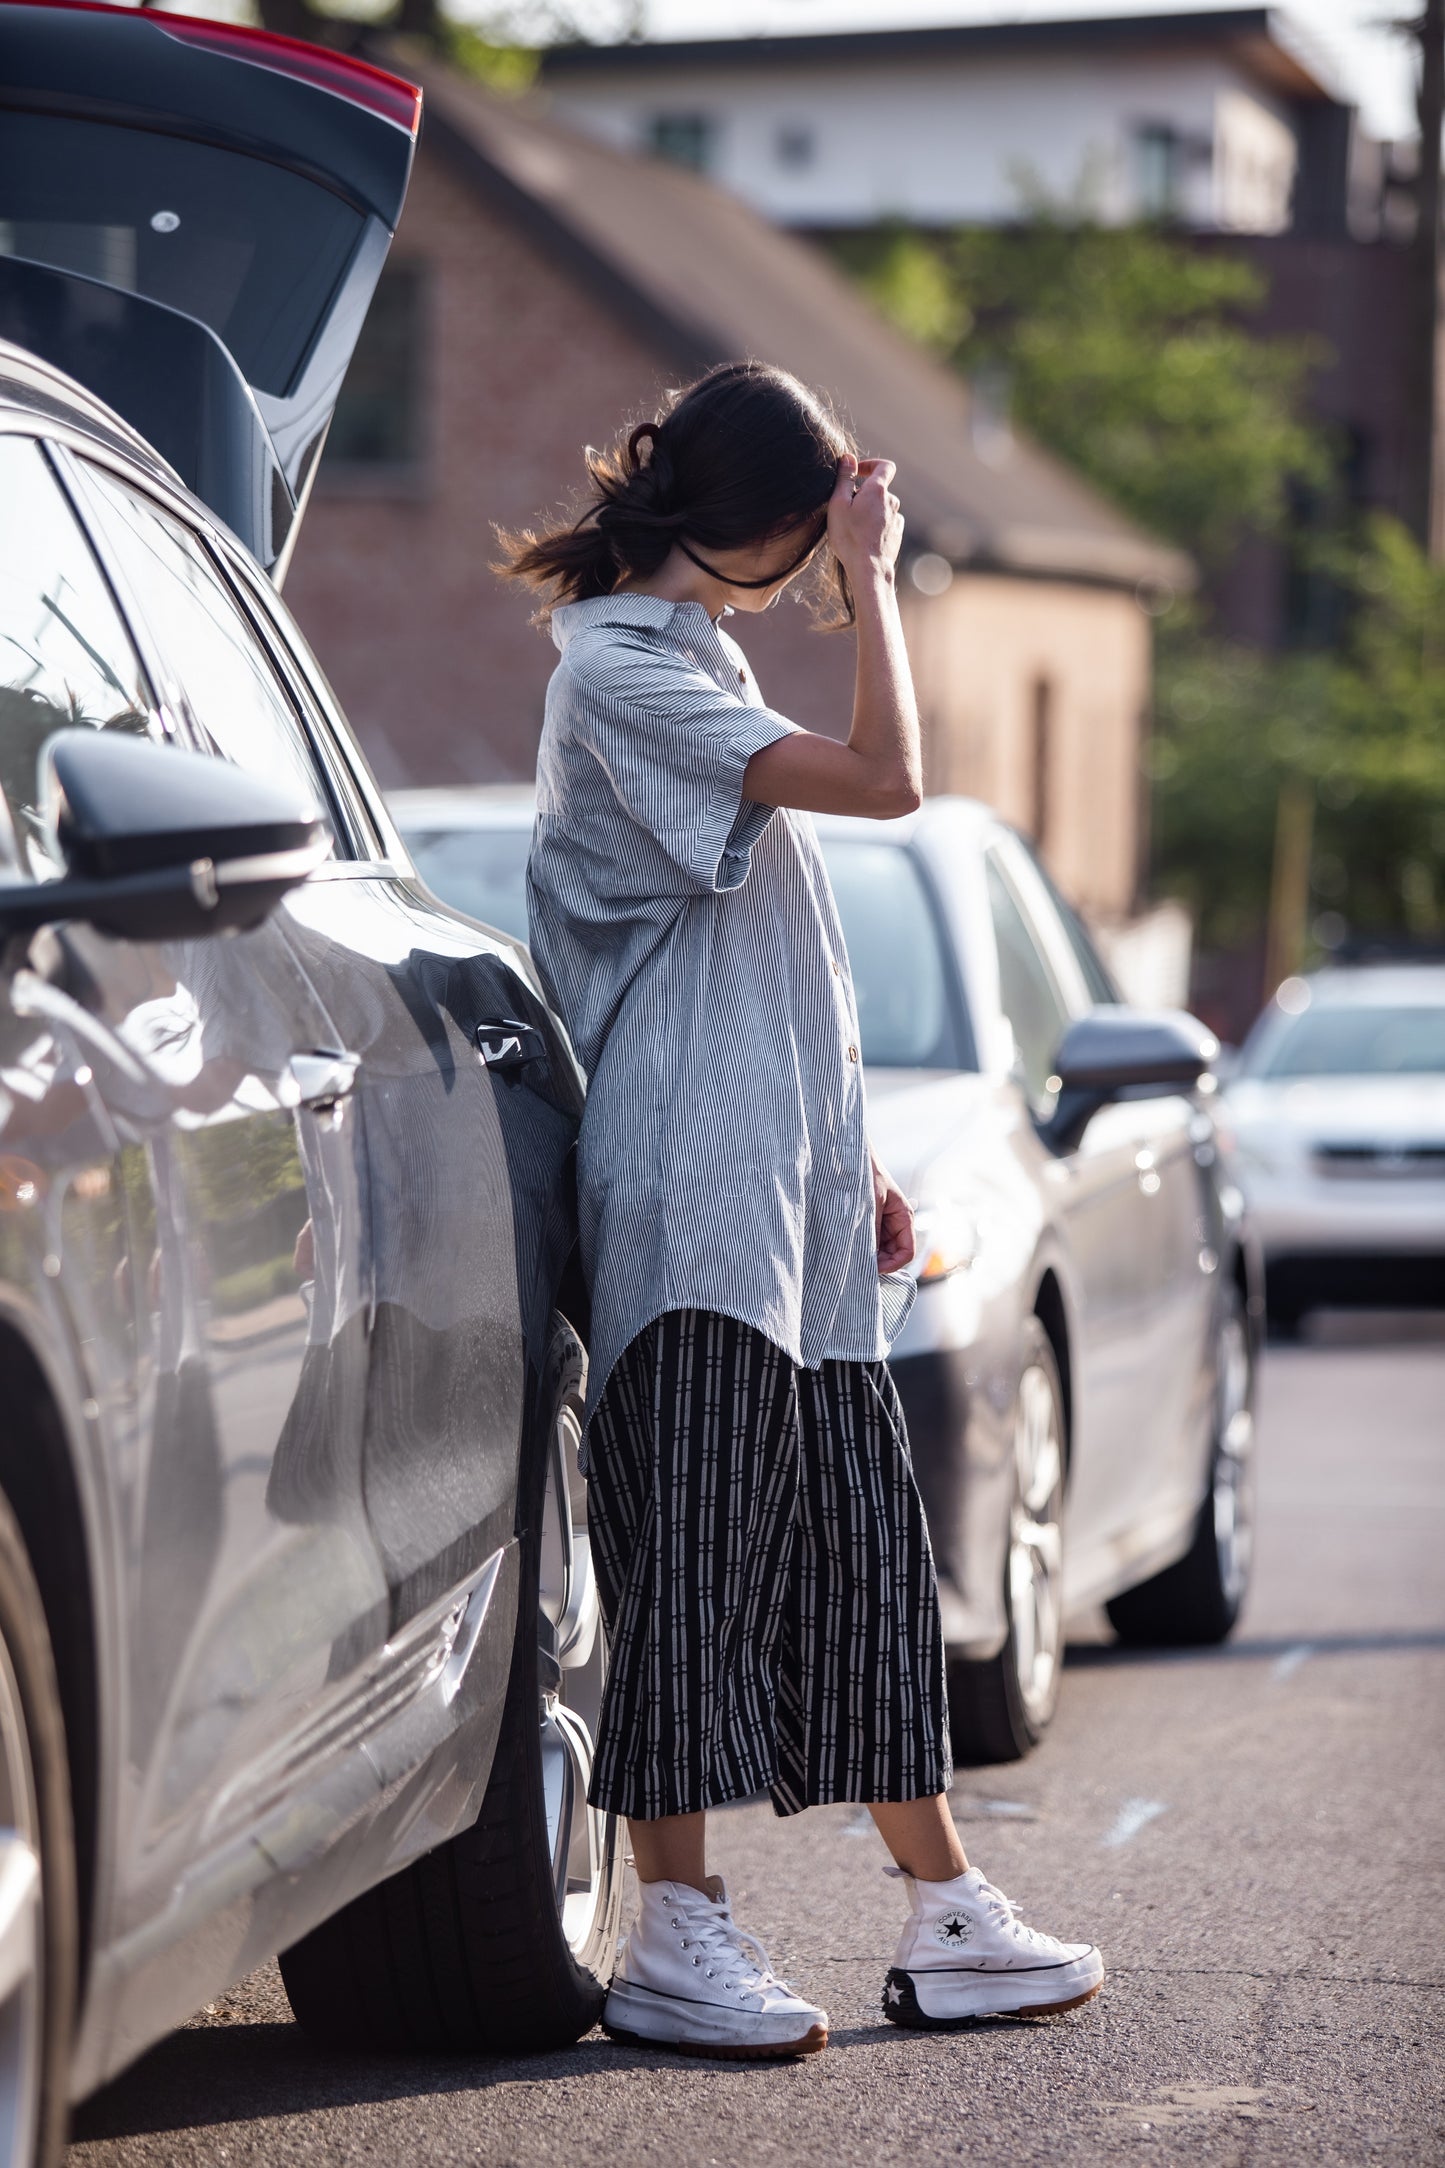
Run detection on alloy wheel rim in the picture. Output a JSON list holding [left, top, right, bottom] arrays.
[[1009, 1360, 1065, 1726], [537, 1396, 613, 1957], [0, 1632, 41, 2168], [1213, 1309, 1255, 1607]]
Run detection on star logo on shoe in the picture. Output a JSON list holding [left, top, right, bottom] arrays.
[[932, 1909, 976, 1948], [885, 1982, 903, 2006]]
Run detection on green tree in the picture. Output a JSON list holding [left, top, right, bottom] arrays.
[[1153, 518, 1445, 953], [828, 216, 1445, 960], [828, 218, 1328, 567]]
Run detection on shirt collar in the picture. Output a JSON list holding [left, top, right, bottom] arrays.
[[551, 593, 731, 652]]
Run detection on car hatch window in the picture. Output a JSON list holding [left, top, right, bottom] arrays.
[[71, 463, 336, 848], [0, 434, 159, 879], [985, 849, 1071, 1105]]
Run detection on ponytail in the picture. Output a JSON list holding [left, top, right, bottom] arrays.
[[496, 360, 856, 627]]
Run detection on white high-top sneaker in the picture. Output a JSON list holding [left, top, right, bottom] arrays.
[[883, 1866, 1104, 2027], [603, 1877, 828, 2059]]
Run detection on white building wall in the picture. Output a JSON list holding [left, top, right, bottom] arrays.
[[547, 53, 1299, 232]]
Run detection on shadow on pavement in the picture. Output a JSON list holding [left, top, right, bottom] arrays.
[[1064, 1628, 1445, 1669], [69, 2020, 814, 2144], [1290, 1308, 1445, 1347]]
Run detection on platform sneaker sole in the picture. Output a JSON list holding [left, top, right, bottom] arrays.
[[883, 1953, 1104, 2028], [603, 1979, 828, 2060]]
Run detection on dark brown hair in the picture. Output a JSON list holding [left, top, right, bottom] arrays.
[[496, 360, 857, 626]]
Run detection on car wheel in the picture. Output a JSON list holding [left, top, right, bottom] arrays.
[[0, 1492, 76, 2168], [948, 1318, 1066, 1765], [280, 1314, 624, 2051], [1106, 1283, 1256, 1647]]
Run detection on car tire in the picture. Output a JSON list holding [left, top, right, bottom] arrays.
[[1106, 1283, 1256, 1647], [948, 1318, 1067, 1766], [279, 1314, 624, 2052], [0, 1490, 77, 2168]]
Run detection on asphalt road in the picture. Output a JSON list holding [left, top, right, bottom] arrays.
[[69, 1314, 1445, 2168]]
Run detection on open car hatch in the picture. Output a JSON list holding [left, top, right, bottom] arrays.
[[0, 0, 420, 578]]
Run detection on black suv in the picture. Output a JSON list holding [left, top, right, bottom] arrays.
[[0, 10, 619, 2159]]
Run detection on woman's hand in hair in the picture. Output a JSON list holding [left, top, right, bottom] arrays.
[[828, 454, 904, 584]]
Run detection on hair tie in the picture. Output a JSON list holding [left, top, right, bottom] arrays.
[[627, 421, 661, 470]]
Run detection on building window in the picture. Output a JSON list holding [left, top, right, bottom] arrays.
[[1132, 124, 1183, 219], [775, 123, 815, 170], [320, 261, 426, 490], [646, 113, 715, 173]]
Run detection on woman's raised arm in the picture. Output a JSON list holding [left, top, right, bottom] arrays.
[[742, 456, 922, 820]]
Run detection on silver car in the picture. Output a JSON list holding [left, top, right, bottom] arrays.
[[396, 790, 1263, 1768], [1222, 963, 1445, 1332]]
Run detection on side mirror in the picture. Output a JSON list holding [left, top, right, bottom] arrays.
[[1038, 1007, 1218, 1156], [0, 729, 328, 943]]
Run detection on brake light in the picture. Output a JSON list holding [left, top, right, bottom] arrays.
[[3, 1, 421, 135]]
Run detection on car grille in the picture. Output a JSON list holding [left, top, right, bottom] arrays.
[[1312, 1141, 1445, 1179]]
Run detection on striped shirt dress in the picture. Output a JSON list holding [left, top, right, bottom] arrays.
[[527, 592, 952, 1820]]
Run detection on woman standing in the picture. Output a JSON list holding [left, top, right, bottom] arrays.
[[504, 362, 1103, 2059]]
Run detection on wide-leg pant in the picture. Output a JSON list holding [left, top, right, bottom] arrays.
[[585, 1308, 953, 1820]]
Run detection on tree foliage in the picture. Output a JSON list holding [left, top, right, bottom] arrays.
[[828, 219, 1327, 567], [1153, 518, 1445, 951], [828, 216, 1442, 952]]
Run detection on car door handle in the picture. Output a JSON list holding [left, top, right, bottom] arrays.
[[287, 1050, 359, 1112], [476, 1020, 544, 1071]]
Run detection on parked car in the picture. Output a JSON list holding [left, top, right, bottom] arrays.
[[0, 11, 619, 2161], [1222, 963, 1445, 1332], [396, 791, 1264, 1767]]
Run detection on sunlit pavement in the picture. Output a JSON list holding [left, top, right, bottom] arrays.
[[69, 1314, 1445, 2167]]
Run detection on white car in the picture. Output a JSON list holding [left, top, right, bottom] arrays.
[[1223, 964, 1445, 1331]]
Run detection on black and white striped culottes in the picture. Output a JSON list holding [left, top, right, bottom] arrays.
[[585, 1308, 954, 1821]]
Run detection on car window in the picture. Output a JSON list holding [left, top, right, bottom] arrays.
[[985, 849, 1071, 1102], [0, 434, 158, 879], [404, 823, 532, 943], [1026, 849, 1120, 1004], [74, 463, 335, 847], [216, 541, 388, 862], [1245, 1001, 1445, 1078], [817, 838, 969, 1069], [0, 113, 364, 398]]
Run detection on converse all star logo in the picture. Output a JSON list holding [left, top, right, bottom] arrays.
[[932, 1909, 976, 1948]]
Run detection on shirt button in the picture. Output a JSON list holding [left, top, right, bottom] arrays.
[[847, 1044, 859, 1062], [832, 959, 841, 976], [737, 667, 746, 682]]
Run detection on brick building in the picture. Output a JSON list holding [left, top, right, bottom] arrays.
[[285, 50, 1187, 922]]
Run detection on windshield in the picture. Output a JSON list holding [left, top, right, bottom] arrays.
[[818, 839, 968, 1069], [405, 824, 532, 941], [0, 114, 363, 396], [1246, 1001, 1445, 1078]]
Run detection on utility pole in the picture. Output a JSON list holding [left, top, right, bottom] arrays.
[[1405, 0, 1445, 555]]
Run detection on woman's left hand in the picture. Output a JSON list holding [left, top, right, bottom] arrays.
[[872, 1151, 915, 1276]]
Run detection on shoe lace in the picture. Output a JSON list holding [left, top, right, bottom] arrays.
[[671, 1904, 780, 1996], [978, 1878, 1049, 1951]]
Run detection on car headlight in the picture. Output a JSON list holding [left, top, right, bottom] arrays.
[[911, 1198, 980, 1284]]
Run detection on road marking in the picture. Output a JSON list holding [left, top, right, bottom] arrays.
[[1271, 1643, 1313, 1683], [1102, 1797, 1168, 1848]]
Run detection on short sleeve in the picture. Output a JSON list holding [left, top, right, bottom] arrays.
[[571, 635, 797, 895]]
